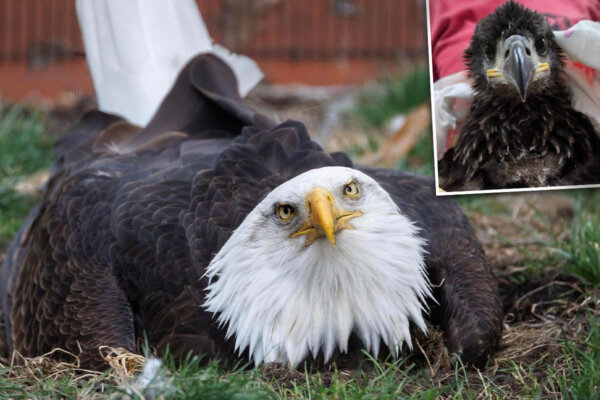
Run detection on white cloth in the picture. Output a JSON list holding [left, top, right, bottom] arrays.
[[76, 0, 263, 126], [434, 20, 600, 160]]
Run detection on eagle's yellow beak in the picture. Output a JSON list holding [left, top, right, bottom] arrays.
[[291, 187, 361, 247], [307, 187, 337, 245]]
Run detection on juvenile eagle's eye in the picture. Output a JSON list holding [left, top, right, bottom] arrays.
[[535, 38, 548, 55], [343, 181, 360, 198], [276, 204, 295, 222], [482, 44, 495, 61]]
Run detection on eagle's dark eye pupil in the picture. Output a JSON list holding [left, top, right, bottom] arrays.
[[535, 38, 547, 54], [343, 181, 360, 197], [483, 44, 495, 61], [276, 204, 295, 221]]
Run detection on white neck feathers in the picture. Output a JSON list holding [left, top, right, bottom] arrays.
[[204, 207, 431, 367]]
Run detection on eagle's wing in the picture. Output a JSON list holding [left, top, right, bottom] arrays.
[[1, 54, 271, 367], [53, 54, 273, 177]]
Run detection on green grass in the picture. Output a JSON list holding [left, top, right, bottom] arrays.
[[560, 197, 600, 289], [349, 67, 434, 177], [556, 318, 600, 399], [353, 68, 430, 129], [0, 105, 52, 176], [4, 343, 599, 400], [0, 367, 109, 399], [0, 359, 273, 400], [569, 188, 600, 214], [395, 126, 434, 177], [128, 357, 274, 400], [0, 102, 53, 247], [455, 195, 510, 215], [0, 353, 505, 399]]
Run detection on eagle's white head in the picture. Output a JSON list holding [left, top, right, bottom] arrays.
[[204, 166, 431, 367]]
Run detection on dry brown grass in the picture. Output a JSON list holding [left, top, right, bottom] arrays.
[[0, 345, 149, 399]]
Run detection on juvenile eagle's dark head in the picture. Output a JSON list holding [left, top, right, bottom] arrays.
[[465, 1, 563, 101]]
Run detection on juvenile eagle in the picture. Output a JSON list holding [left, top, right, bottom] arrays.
[[1, 55, 502, 370], [439, 1, 600, 191]]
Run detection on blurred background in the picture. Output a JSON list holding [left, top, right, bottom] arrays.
[[0, 0, 426, 93]]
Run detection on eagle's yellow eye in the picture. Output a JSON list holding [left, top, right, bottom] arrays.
[[343, 181, 360, 198], [276, 204, 295, 222]]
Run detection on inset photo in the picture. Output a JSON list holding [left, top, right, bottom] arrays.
[[428, 0, 600, 195]]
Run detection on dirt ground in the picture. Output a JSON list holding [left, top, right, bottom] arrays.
[[461, 194, 594, 396]]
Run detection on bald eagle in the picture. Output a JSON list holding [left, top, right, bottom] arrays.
[[439, 1, 600, 191], [0, 54, 502, 370]]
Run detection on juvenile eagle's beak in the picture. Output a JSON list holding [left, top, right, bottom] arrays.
[[291, 187, 361, 247], [486, 35, 550, 102], [504, 35, 535, 101]]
